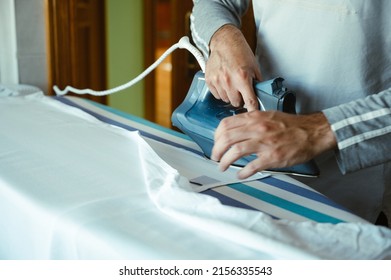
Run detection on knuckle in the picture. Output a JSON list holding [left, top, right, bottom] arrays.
[[237, 68, 251, 80], [222, 74, 231, 86], [246, 160, 260, 174], [205, 73, 216, 85], [246, 97, 258, 108], [219, 117, 230, 129], [248, 110, 262, 118], [272, 148, 287, 163], [255, 122, 269, 133], [232, 143, 246, 154]]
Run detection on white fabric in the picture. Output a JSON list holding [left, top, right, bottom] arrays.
[[145, 137, 268, 192], [1, 91, 390, 259]]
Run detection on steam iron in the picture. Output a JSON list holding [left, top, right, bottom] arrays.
[[172, 71, 320, 177]]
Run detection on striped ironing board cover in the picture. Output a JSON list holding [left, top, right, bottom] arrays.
[[55, 96, 365, 224]]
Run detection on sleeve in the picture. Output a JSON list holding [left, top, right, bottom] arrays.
[[322, 88, 391, 174], [190, 0, 250, 58]]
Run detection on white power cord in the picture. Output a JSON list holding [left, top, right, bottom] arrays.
[[53, 36, 206, 96]]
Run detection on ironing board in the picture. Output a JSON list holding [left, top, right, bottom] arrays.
[[3, 90, 391, 260], [55, 96, 364, 224]]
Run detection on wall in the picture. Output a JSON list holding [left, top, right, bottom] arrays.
[[0, 0, 19, 84], [105, 0, 144, 117], [15, 0, 48, 92], [0, 0, 48, 90]]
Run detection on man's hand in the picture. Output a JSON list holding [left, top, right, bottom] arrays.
[[211, 111, 337, 179], [207, 24, 262, 112]]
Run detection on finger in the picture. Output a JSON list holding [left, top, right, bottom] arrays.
[[214, 115, 244, 141], [205, 71, 225, 100], [240, 81, 259, 112], [212, 131, 241, 163], [209, 84, 230, 103], [227, 90, 243, 107], [219, 88, 230, 103], [237, 150, 279, 179], [212, 116, 248, 161], [218, 139, 261, 172], [211, 133, 235, 163], [237, 157, 267, 179], [243, 94, 259, 112], [207, 83, 221, 100]]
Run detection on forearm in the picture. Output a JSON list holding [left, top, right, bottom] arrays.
[[209, 24, 248, 54], [190, 0, 250, 57], [323, 88, 391, 174]]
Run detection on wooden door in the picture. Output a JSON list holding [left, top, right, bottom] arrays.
[[46, 0, 107, 104], [144, 0, 255, 127]]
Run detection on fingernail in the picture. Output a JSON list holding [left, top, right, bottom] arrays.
[[218, 163, 226, 172]]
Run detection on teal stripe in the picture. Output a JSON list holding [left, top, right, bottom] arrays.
[[229, 183, 345, 224], [84, 99, 191, 140]]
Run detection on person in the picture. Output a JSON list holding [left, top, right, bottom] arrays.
[[190, 0, 391, 225]]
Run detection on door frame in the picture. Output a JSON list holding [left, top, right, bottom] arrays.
[[143, 0, 197, 124], [143, 0, 156, 121]]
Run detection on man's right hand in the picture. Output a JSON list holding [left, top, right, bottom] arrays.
[[211, 111, 337, 179], [206, 24, 262, 112]]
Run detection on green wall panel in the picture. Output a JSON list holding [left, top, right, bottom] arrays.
[[106, 0, 144, 117]]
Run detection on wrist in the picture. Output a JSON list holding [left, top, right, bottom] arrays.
[[305, 112, 337, 155], [209, 24, 246, 52]]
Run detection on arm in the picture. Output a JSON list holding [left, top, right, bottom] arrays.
[[190, 0, 250, 58], [191, 0, 261, 111], [323, 88, 391, 174]]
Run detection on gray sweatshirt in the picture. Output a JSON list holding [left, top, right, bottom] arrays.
[[191, 0, 391, 222]]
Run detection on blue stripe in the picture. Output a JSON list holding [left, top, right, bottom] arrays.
[[83, 99, 190, 140], [259, 177, 351, 212], [55, 97, 204, 157], [202, 189, 278, 219], [228, 183, 345, 224], [202, 189, 258, 211]]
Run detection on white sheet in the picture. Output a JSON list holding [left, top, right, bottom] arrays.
[[145, 137, 268, 192], [1, 90, 390, 259]]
